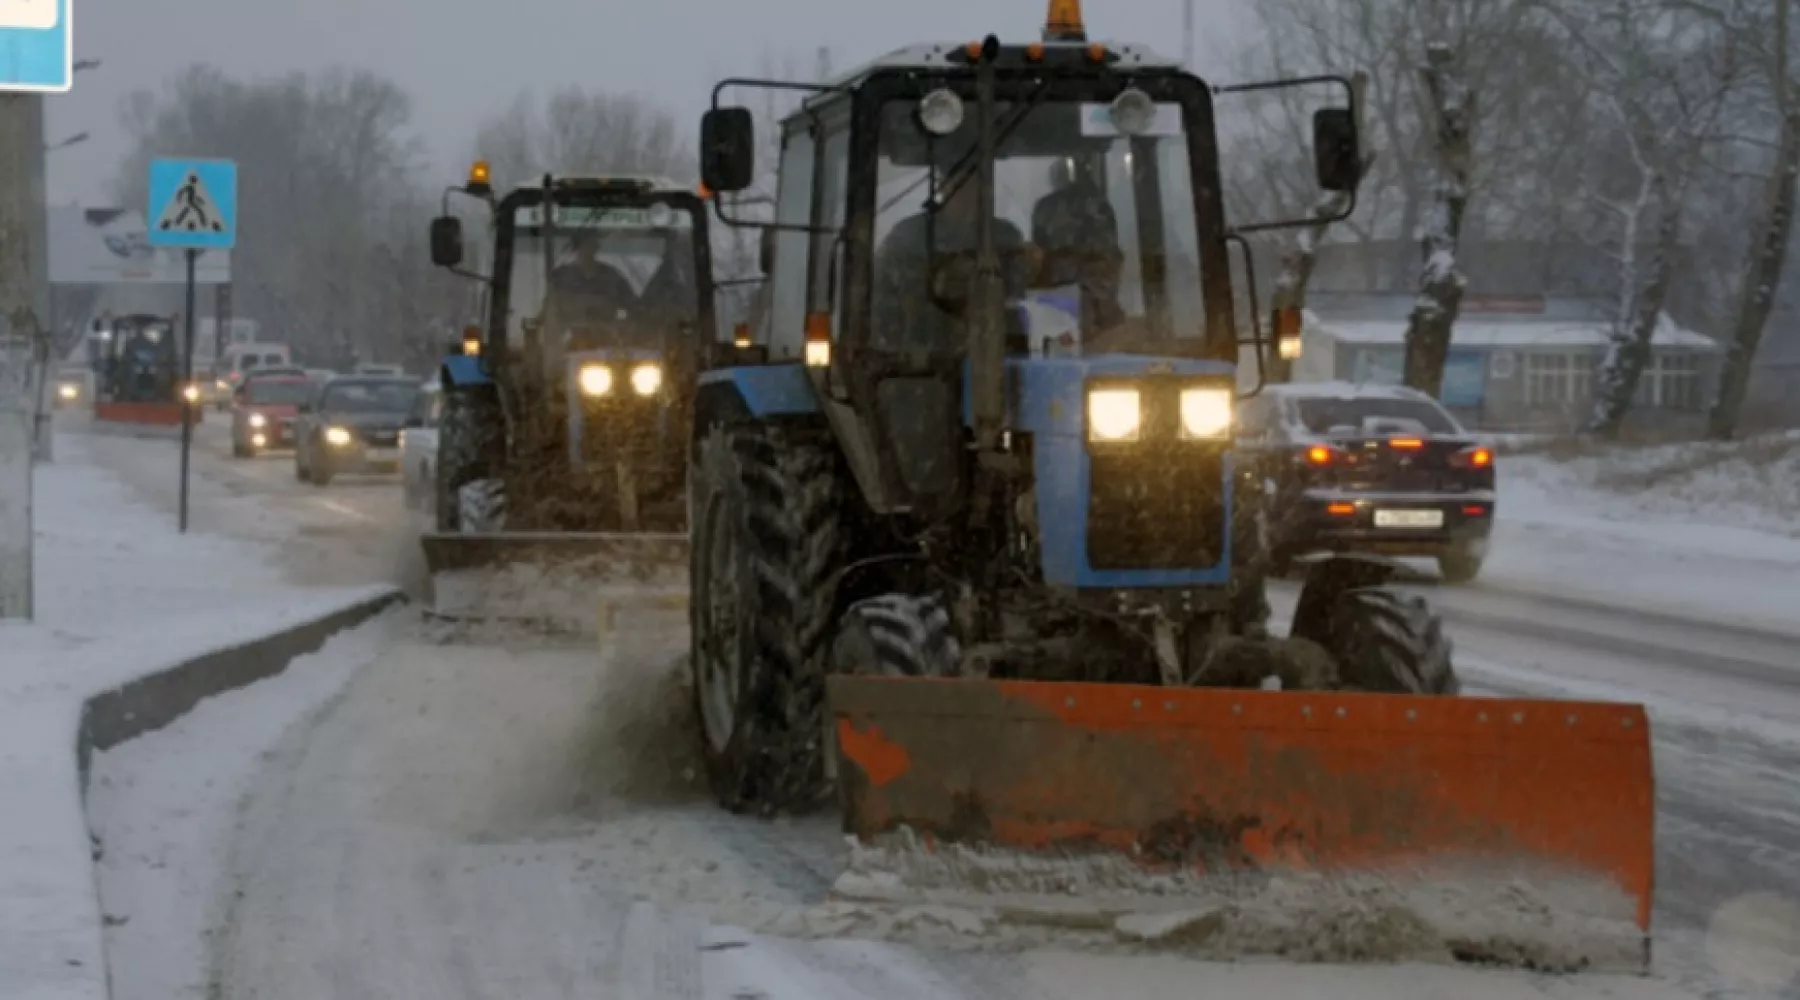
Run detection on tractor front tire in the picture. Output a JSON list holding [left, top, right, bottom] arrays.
[[831, 594, 962, 679], [1328, 588, 1459, 695], [690, 421, 847, 817], [437, 383, 505, 533]]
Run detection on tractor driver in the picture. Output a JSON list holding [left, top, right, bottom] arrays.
[[1029, 155, 1126, 335], [546, 229, 639, 349], [637, 228, 699, 330], [871, 168, 1034, 354]]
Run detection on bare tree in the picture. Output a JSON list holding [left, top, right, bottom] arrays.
[[1708, 0, 1798, 438], [1401, 38, 1474, 396], [471, 88, 691, 191], [1536, 0, 1743, 434], [111, 66, 450, 368]]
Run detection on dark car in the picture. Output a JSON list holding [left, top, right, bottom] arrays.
[[1238, 382, 1496, 583], [230, 374, 314, 456], [293, 376, 419, 486]]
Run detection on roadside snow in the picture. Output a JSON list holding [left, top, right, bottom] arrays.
[[85, 618, 390, 1000], [0, 431, 391, 1000], [1480, 432, 1800, 631]]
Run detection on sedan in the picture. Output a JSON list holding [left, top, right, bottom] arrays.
[[230, 375, 313, 456], [293, 376, 419, 486]]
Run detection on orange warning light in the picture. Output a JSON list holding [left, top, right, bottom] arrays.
[[467, 160, 492, 194], [1044, 0, 1086, 41]]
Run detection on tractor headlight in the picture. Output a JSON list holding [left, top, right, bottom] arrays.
[[325, 426, 353, 447], [1086, 389, 1141, 442], [917, 88, 965, 136], [629, 362, 662, 396], [1179, 387, 1234, 439], [58, 383, 77, 400], [578, 364, 614, 397], [180, 383, 200, 403], [249, 412, 267, 428]]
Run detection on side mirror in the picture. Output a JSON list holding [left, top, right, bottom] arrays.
[[758, 228, 777, 275], [1312, 108, 1361, 193], [403, 415, 423, 429], [700, 107, 756, 193], [429, 216, 464, 268]]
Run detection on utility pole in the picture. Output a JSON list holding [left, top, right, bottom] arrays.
[[0, 94, 41, 619]]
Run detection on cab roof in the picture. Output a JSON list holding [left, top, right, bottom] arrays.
[[802, 40, 1181, 112]]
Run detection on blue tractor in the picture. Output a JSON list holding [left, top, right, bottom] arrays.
[[685, 3, 1468, 837], [422, 168, 716, 600]]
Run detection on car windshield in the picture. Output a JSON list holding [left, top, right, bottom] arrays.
[[245, 380, 313, 405], [1292, 396, 1460, 435], [321, 380, 417, 413], [504, 201, 700, 350], [871, 96, 1204, 357]]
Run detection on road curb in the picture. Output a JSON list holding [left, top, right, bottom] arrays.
[[75, 588, 405, 787], [64, 587, 403, 1000]]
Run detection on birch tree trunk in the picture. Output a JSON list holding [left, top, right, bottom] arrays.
[[1402, 41, 1473, 397], [1590, 172, 1684, 435]]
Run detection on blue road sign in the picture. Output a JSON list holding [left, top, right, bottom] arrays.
[[0, 0, 72, 92], [147, 158, 238, 250]]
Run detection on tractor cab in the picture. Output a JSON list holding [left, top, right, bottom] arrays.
[[90, 313, 201, 425], [424, 167, 715, 544]]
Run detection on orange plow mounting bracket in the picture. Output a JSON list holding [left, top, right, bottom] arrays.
[[828, 676, 1656, 936]]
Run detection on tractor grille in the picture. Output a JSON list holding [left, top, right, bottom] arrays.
[[1087, 446, 1227, 571], [574, 401, 666, 469]]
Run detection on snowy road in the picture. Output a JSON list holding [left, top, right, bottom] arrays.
[[69, 414, 1799, 999]]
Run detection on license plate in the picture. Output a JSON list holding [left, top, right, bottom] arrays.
[[1374, 508, 1444, 529], [365, 447, 398, 462]]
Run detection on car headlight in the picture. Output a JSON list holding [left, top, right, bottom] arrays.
[[180, 384, 200, 403], [578, 364, 614, 397], [248, 413, 267, 428], [325, 426, 353, 446], [1179, 387, 1233, 439], [630, 362, 662, 396], [215, 379, 229, 390], [1086, 389, 1141, 442], [58, 384, 77, 399]]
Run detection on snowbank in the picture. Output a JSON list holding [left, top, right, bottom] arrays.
[[1482, 432, 1800, 630], [0, 432, 396, 1000]]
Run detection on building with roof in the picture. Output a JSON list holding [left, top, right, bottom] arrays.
[[1290, 291, 1720, 432]]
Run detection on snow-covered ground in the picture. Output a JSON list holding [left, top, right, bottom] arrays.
[[0, 431, 393, 1000], [1475, 431, 1800, 631]]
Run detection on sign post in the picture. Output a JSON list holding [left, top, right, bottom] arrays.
[[146, 157, 237, 534], [0, 1, 71, 619]]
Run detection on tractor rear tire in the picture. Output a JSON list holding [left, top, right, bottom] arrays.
[[831, 594, 962, 679], [690, 422, 847, 817], [1328, 588, 1459, 695]]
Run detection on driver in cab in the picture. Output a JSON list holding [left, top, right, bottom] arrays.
[[873, 132, 1131, 355], [546, 230, 639, 350]]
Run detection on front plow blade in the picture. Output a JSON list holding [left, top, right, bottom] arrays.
[[829, 676, 1655, 969], [420, 530, 687, 631]]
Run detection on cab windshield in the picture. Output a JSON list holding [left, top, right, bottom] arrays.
[[504, 202, 700, 350], [872, 96, 1204, 357]]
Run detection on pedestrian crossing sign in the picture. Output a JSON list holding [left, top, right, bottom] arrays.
[[147, 158, 238, 249]]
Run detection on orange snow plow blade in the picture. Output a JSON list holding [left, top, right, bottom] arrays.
[[829, 677, 1655, 952]]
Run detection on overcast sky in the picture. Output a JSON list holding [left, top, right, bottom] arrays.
[[44, 0, 1250, 207]]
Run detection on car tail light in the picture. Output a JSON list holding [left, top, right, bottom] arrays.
[[1387, 437, 1425, 450], [1450, 445, 1493, 469], [1302, 444, 1343, 466], [1326, 502, 1357, 516]]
